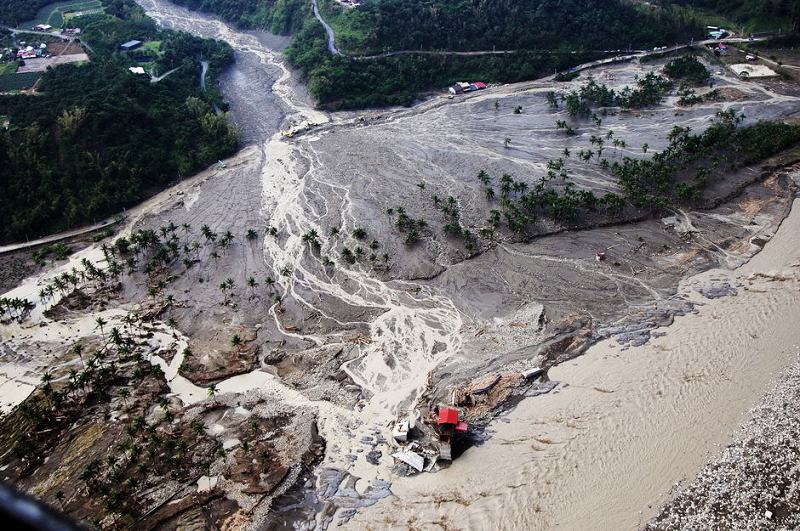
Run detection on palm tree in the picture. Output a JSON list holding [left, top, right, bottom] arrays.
[[642, 143, 649, 153], [301, 230, 320, 249], [231, 334, 242, 348], [219, 281, 231, 305], [95, 317, 107, 339], [208, 384, 217, 402], [109, 327, 123, 347], [201, 224, 216, 242], [504, 137, 511, 149], [352, 227, 367, 240], [246, 228, 258, 240]]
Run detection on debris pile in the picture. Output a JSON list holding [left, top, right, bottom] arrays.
[[389, 366, 551, 474]]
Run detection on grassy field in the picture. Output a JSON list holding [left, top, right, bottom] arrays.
[[0, 72, 42, 92], [0, 63, 19, 76], [143, 40, 162, 54], [20, 0, 103, 30]]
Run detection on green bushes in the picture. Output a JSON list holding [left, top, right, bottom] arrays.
[[664, 55, 710, 84], [613, 111, 800, 207]]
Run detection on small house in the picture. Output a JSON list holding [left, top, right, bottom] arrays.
[[448, 80, 488, 95], [33, 24, 52, 32], [120, 40, 143, 51]]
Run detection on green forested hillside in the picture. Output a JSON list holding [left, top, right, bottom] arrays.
[[0, 0, 238, 243], [287, 0, 705, 108]]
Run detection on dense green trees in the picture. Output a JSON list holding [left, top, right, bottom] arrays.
[[350, 0, 700, 54], [0, 2, 237, 243], [664, 55, 710, 84], [0, 0, 51, 26]]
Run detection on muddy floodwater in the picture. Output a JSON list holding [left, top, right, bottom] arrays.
[[2, 0, 800, 528]]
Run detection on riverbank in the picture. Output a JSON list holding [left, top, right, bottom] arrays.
[[349, 192, 800, 528], [649, 358, 800, 529]]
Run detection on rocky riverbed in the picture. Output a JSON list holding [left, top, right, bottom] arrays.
[[649, 359, 800, 530]]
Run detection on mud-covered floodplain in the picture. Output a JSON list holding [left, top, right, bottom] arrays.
[[2, 0, 800, 527]]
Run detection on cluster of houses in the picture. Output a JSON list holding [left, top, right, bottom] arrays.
[[16, 43, 48, 60], [448, 81, 487, 95]]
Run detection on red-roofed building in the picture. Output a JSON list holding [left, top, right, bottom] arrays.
[[438, 407, 459, 425]]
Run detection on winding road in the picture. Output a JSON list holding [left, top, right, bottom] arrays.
[[311, 0, 339, 55]]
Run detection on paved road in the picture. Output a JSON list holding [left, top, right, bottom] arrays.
[[200, 60, 209, 90], [150, 65, 181, 83], [0, 218, 120, 256], [311, 0, 339, 55], [4, 26, 71, 39]]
